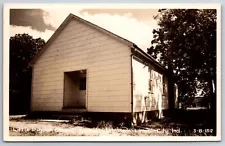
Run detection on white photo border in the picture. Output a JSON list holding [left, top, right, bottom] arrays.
[[3, 3, 222, 142]]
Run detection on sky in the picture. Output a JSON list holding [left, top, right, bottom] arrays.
[[9, 8, 159, 52]]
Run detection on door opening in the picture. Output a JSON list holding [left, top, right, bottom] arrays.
[[63, 70, 87, 109]]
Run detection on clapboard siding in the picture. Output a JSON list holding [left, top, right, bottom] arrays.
[[31, 18, 131, 112], [132, 57, 169, 113]]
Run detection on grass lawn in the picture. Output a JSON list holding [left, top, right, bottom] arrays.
[[9, 117, 173, 136]]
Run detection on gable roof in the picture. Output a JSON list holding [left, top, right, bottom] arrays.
[[29, 13, 167, 72]]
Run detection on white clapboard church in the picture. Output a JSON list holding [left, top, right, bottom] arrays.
[[29, 13, 178, 124]]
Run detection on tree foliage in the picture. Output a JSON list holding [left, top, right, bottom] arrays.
[[10, 34, 45, 114], [147, 9, 216, 101]]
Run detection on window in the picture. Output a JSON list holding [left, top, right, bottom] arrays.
[[79, 77, 86, 90], [148, 68, 153, 93], [148, 79, 152, 93]]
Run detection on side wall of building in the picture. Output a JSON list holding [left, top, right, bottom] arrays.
[[132, 57, 169, 124], [31, 18, 131, 113]]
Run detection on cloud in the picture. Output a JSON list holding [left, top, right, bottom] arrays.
[[10, 25, 54, 41], [80, 9, 159, 24], [43, 8, 83, 28], [10, 9, 56, 32]]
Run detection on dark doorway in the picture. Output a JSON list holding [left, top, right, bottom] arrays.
[[63, 70, 87, 109]]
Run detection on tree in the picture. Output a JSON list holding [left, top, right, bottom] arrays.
[[147, 9, 216, 110], [10, 34, 45, 114]]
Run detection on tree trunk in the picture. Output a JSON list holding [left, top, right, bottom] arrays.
[[209, 78, 216, 112], [168, 63, 175, 110]]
